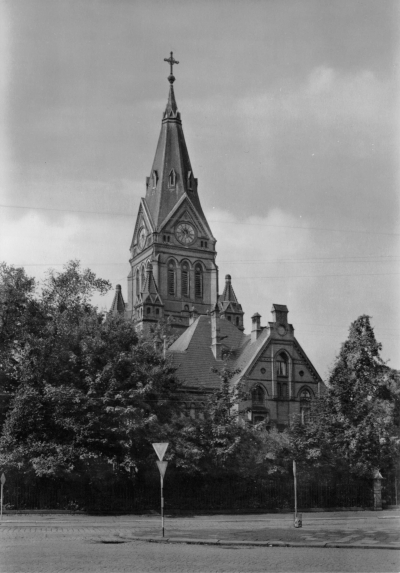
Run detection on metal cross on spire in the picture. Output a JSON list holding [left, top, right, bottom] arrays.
[[164, 51, 179, 84]]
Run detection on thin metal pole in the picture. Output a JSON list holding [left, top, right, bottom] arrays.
[[1, 483, 3, 520], [293, 461, 297, 521], [395, 475, 398, 507], [160, 475, 164, 537]]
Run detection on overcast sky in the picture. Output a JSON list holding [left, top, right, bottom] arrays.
[[1, 0, 399, 378]]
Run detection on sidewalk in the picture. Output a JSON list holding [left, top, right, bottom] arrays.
[[1, 511, 400, 550]]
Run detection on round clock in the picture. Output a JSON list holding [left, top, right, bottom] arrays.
[[277, 324, 287, 336], [175, 222, 196, 245], [138, 228, 147, 250]]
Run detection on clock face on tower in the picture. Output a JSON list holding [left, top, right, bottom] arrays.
[[175, 222, 196, 245], [138, 227, 147, 250]]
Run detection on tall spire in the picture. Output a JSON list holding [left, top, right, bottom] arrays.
[[143, 52, 209, 231]]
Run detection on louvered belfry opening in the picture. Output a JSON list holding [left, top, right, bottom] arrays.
[[168, 261, 176, 296], [195, 265, 203, 298], [182, 263, 189, 297]]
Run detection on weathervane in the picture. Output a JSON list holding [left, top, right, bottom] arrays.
[[164, 51, 179, 84]]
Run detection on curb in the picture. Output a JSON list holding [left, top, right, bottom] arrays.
[[122, 535, 400, 550]]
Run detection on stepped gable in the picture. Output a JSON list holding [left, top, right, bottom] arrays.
[[109, 285, 126, 315]]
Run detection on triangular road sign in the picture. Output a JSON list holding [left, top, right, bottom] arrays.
[[152, 442, 169, 461], [156, 461, 168, 479]]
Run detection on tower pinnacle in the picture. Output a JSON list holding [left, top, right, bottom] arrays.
[[164, 51, 179, 84]]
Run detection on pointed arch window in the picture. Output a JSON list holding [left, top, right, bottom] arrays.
[[168, 169, 176, 188], [181, 263, 190, 297], [135, 268, 140, 298], [187, 171, 192, 190], [141, 266, 145, 293], [252, 385, 265, 405], [195, 264, 203, 299], [300, 388, 312, 425], [277, 352, 288, 377], [168, 261, 176, 296]]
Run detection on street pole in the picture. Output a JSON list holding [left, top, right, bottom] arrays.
[[293, 461, 302, 528], [0, 473, 5, 521], [293, 460, 297, 522], [160, 475, 164, 537], [152, 443, 169, 538]]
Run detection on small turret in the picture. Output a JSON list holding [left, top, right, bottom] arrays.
[[218, 275, 244, 331]]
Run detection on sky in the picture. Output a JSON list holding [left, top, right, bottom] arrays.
[[0, 0, 399, 379]]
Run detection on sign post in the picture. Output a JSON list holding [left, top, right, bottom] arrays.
[[293, 461, 302, 528], [1, 473, 5, 520], [152, 443, 169, 538]]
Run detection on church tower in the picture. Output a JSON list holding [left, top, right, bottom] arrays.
[[125, 53, 218, 332]]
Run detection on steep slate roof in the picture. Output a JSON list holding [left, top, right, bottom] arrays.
[[168, 315, 247, 390], [109, 285, 126, 314], [143, 80, 209, 232]]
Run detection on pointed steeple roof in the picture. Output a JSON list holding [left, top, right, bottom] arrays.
[[144, 66, 209, 231], [220, 274, 239, 304], [110, 285, 126, 315], [138, 264, 163, 306]]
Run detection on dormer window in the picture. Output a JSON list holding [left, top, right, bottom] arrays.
[[168, 169, 176, 188], [152, 170, 158, 189], [187, 171, 192, 190]]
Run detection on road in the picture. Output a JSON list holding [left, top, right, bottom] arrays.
[[0, 513, 399, 572]]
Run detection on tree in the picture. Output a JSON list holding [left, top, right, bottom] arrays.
[[0, 261, 182, 482], [165, 363, 263, 479], [289, 315, 400, 477]]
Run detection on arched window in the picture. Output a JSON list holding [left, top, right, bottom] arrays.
[[189, 402, 196, 419], [195, 265, 203, 298], [198, 402, 205, 420], [236, 317, 240, 326], [300, 388, 312, 425], [252, 385, 265, 405], [168, 169, 176, 188], [277, 352, 288, 376], [181, 263, 189, 297], [152, 170, 158, 189], [187, 171, 192, 190], [168, 261, 176, 296], [141, 266, 145, 292], [135, 269, 140, 297]]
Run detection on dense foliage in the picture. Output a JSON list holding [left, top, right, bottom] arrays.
[[0, 262, 264, 484], [287, 315, 400, 477]]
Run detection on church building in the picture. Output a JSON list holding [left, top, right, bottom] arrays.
[[110, 54, 325, 428]]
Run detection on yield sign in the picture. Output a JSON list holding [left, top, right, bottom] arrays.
[[152, 442, 169, 462], [0, 474, 5, 485], [156, 461, 168, 479]]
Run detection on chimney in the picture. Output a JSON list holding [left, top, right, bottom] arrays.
[[211, 303, 222, 360], [251, 312, 261, 342], [271, 304, 288, 324]]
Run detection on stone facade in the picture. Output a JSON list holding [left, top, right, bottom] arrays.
[[110, 64, 325, 427]]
